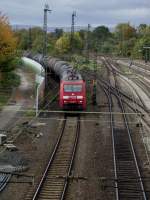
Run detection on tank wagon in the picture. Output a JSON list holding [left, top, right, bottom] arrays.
[[26, 54, 86, 110]]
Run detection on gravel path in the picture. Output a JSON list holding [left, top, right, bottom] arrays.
[[0, 69, 34, 131]]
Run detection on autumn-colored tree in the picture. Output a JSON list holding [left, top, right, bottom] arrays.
[[115, 23, 136, 41], [0, 12, 17, 72], [114, 23, 137, 56], [0, 12, 21, 88]]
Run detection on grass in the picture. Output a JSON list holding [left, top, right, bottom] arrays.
[[24, 110, 36, 117], [0, 72, 20, 88]]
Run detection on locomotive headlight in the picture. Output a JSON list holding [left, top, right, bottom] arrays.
[[63, 96, 69, 99], [77, 96, 83, 99]]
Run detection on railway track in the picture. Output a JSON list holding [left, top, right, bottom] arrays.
[[98, 79, 146, 111], [98, 79, 150, 132], [26, 115, 80, 200], [133, 78, 150, 100], [102, 58, 147, 199], [0, 173, 11, 192], [97, 80, 150, 131]]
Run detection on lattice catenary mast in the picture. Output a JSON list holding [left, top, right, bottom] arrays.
[[70, 11, 76, 52], [43, 4, 51, 57]]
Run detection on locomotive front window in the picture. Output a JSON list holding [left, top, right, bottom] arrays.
[[64, 84, 82, 92]]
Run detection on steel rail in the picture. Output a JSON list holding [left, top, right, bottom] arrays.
[[31, 115, 80, 200], [98, 79, 147, 113], [0, 174, 11, 192], [32, 116, 67, 200], [104, 57, 146, 109], [98, 79, 150, 134], [60, 117, 80, 200], [100, 84, 119, 200], [113, 72, 147, 200]]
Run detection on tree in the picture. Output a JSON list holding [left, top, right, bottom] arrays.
[[79, 29, 87, 40], [93, 26, 111, 41], [55, 34, 70, 54], [115, 23, 136, 41], [91, 26, 112, 52], [14, 29, 29, 50], [15, 27, 44, 51], [114, 23, 137, 56], [55, 32, 83, 54], [137, 24, 147, 36], [53, 28, 63, 39], [0, 12, 18, 72], [133, 36, 150, 59], [15, 27, 57, 55]]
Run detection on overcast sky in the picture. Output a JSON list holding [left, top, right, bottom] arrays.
[[0, 0, 150, 27]]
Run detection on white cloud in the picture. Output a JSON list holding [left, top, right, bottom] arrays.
[[0, 0, 149, 26]]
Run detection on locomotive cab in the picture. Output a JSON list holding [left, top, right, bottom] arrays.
[[59, 80, 86, 110]]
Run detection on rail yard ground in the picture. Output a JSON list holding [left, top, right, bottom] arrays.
[[0, 57, 150, 199]]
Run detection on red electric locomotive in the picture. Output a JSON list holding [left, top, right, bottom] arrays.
[[59, 79, 86, 110]]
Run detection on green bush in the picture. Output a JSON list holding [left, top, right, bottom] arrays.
[[0, 72, 21, 88]]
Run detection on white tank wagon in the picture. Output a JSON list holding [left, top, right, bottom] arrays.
[[21, 57, 45, 102], [46, 57, 82, 81]]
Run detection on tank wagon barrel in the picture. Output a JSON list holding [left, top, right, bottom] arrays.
[[46, 57, 82, 81]]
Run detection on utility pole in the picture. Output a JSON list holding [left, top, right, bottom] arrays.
[[70, 11, 76, 53], [86, 24, 90, 63], [28, 28, 32, 49], [43, 4, 51, 57]]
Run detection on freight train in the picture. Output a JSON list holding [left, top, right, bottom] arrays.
[[25, 54, 86, 110]]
